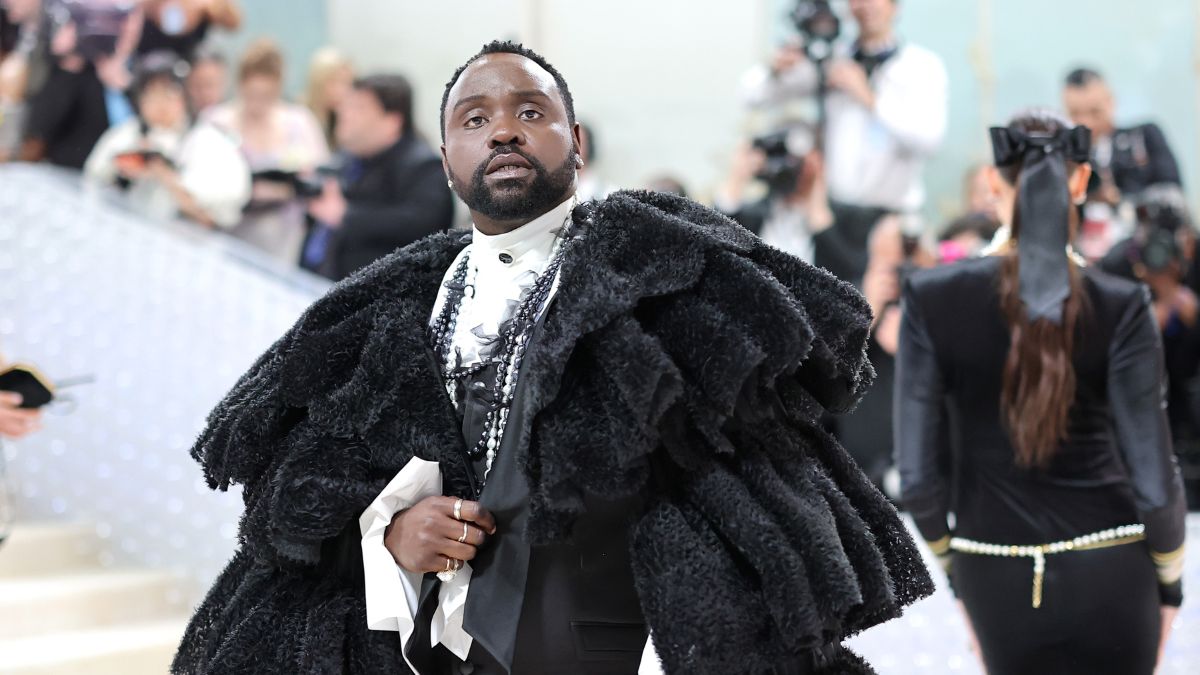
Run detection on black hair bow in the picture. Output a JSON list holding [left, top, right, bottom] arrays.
[[989, 125, 1092, 167], [988, 124, 1092, 324]]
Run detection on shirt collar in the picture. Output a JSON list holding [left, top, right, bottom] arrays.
[[471, 195, 576, 270]]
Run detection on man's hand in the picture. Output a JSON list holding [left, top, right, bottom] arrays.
[[307, 178, 347, 228], [826, 59, 875, 109], [770, 44, 806, 77], [384, 496, 496, 574], [0, 391, 42, 439]]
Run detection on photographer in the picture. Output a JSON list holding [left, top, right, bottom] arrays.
[[742, 0, 947, 216], [1100, 187, 1200, 505], [84, 50, 250, 228], [303, 73, 453, 281], [1064, 68, 1182, 259], [21, 0, 139, 168], [1063, 68, 1181, 204], [716, 126, 832, 264]]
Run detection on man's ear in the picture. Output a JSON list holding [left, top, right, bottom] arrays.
[[1069, 163, 1093, 205], [440, 145, 452, 186], [572, 123, 584, 169]]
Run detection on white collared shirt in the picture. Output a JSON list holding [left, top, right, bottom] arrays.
[[742, 41, 948, 212]]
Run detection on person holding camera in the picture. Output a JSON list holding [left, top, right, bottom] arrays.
[[1063, 68, 1181, 205], [1064, 68, 1183, 260], [303, 73, 454, 281], [21, 0, 140, 168], [716, 126, 832, 264], [742, 0, 947, 218], [1098, 186, 1200, 507], [83, 50, 249, 228]]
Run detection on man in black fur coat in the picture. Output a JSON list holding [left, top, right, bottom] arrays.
[[172, 41, 932, 675]]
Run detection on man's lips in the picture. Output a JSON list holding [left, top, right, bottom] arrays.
[[485, 153, 534, 177]]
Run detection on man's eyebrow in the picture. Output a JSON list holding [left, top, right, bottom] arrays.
[[452, 89, 553, 116], [511, 89, 551, 101], [452, 94, 488, 113]]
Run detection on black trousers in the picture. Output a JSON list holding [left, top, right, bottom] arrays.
[[955, 543, 1161, 675]]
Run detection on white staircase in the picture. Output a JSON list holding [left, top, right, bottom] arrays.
[[0, 523, 192, 675]]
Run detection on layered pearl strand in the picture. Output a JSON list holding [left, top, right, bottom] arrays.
[[428, 221, 571, 485]]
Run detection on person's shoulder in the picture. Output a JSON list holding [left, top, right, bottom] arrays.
[[908, 255, 1000, 297], [392, 135, 442, 169], [187, 120, 241, 149], [589, 189, 760, 253], [1083, 264, 1149, 311], [896, 42, 947, 70]]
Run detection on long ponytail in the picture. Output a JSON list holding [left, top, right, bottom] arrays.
[[995, 110, 1088, 469]]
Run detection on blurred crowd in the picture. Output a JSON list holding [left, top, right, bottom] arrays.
[[1, 0, 1197, 506], [0, 0, 454, 281]]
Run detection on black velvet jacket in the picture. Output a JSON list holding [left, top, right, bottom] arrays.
[[172, 191, 933, 675]]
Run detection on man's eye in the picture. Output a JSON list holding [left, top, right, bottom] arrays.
[[465, 116, 486, 128], [519, 110, 542, 120]]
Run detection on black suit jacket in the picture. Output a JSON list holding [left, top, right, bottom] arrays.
[[896, 256, 1187, 604], [1093, 123, 1182, 197], [322, 136, 454, 280]]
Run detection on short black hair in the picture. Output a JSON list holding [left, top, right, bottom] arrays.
[[439, 40, 575, 142], [131, 51, 189, 102], [354, 73, 416, 136], [1065, 67, 1104, 88]]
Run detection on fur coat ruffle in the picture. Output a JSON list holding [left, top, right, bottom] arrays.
[[172, 190, 933, 675]]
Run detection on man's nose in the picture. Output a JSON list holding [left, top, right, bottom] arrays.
[[487, 117, 525, 149]]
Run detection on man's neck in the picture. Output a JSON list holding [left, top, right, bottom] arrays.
[[471, 191, 576, 236], [858, 30, 896, 54]]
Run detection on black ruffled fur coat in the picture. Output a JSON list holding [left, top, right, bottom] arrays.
[[172, 191, 933, 675]]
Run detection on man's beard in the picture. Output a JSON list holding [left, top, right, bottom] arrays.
[[452, 147, 577, 222]]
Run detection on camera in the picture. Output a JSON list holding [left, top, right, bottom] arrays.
[[791, 0, 841, 63], [48, 0, 136, 61], [1132, 187, 1191, 274], [752, 128, 813, 198]]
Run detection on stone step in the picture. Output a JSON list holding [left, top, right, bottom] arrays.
[[0, 522, 101, 578], [0, 618, 187, 675], [0, 569, 191, 638]]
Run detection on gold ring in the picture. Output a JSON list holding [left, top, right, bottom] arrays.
[[458, 522, 469, 544], [453, 498, 464, 521]]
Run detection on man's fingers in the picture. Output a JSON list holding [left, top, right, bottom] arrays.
[[440, 519, 488, 547], [0, 392, 23, 407], [437, 540, 478, 562], [459, 501, 496, 534]]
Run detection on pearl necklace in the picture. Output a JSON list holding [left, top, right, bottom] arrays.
[[428, 220, 571, 485]]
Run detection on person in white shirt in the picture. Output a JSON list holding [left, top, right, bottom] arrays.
[[84, 51, 249, 228], [742, 0, 947, 215]]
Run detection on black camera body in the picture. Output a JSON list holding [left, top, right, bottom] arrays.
[[753, 130, 807, 198], [792, 0, 841, 62], [49, 0, 136, 62], [1133, 197, 1190, 274]]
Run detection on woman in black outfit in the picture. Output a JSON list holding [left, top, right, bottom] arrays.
[[896, 110, 1187, 675]]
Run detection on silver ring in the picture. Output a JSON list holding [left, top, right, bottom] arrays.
[[453, 498, 464, 521], [458, 522, 469, 544]]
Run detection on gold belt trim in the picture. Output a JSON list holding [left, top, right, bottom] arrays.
[[949, 524, 1146, 609]]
